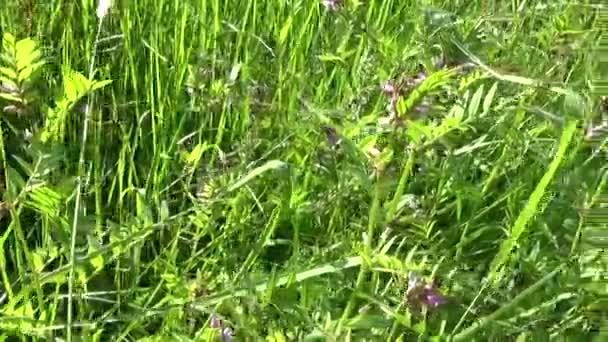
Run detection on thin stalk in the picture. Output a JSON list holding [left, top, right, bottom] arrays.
[[67, 15, 105, 342], [0, 120, 14, 301], [337, 174, 382, 334], [451, 265, 565, 341]]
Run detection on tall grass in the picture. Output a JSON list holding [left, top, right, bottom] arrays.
[[0, 0, 603, 340]]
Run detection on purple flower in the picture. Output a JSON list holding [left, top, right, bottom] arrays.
[[382, 82, 398, 96], [423, 283, 446, 308], [210, 315, 222, 328], [209, 315, 235, 341], [323, 126, 340, 147], [221, 327, 234, 342], [406, 272, 447, 309]]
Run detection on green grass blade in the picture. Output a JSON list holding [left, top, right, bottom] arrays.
[[227, 160, 288, 193], [487, 119, 579, 285], [452, 264, 566, 342]]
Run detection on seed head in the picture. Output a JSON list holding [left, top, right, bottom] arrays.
[[322, 0, 340, 11], [96, 0, 111, 20]]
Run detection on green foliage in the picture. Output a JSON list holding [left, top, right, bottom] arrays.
[[0, 0, 603, 341], [0, 33, 44, 108], [41, 69, 112, 143]]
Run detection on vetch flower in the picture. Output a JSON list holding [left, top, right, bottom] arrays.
[[208, 314, 235, 341], [210, 315, 222, 329], [322, 125, 340, 147], [423, 281, 447, 308], [382, 81, 398, 96], [96, 0, 111, 20], [221, 327, 234, 342], [406, 272, 447, 310]]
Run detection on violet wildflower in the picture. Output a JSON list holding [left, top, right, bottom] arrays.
[[209, 314, 235, 341], [322, 126, 340, 147], [423, 282, 447, 308], [382, 82, 398, 96], [221, 327, 234, 342], [210, 315, 222, 329], [406, 272, 447, 310]]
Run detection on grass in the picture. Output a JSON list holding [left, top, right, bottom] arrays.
[[0, 0, 605, 340]]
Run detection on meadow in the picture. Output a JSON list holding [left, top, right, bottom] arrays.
[[0, 0, 604, 340]]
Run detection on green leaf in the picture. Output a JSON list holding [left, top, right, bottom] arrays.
[[32, 252, 44, 272], [228, 63, 242, 83], [227, 160, 288, 192], [64, 70, 91, 102], [482, 82, 498, 115], [405, 120, 432, 143], [279, 17, 293, 46], [15, 39, 39, 71], [18, 61, 45, 83], [0, 67, 16, 80], [398, 68, 456, 118], [318, 54, 344, 63], [2, 33, 16, 48], [346, 314, 392, 330], [467, 84, 484, 117], [0, 93, 22, 103], [64, 75, 81, 102], [453, 265, 565, 342], [302, 331, 326, 342], [487, 120, 579, 285], [90, 79, 113, 92], [184, 142, 209, 166]]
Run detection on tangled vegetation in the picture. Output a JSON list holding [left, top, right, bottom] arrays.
[[0, 0, 604, 340]]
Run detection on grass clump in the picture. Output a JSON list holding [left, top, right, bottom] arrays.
[[0, 0, 604, 340]]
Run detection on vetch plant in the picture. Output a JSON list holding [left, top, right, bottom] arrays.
[[0, 1, 600, 340], [0, 30, 113, 341], [0, 33, 45, 128], [406, 272, 447, 311]]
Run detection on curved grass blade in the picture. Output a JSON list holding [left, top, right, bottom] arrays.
[[450, 38, 576, 97], [227, 160, 288, 193], [486, 119, 579, 286]]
